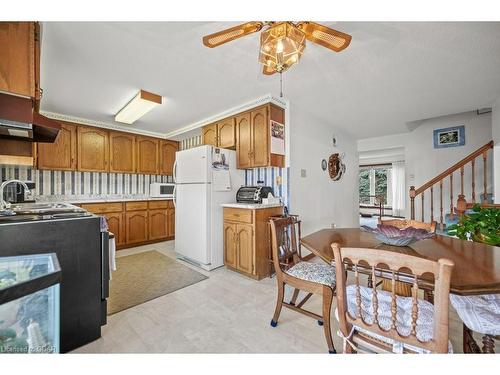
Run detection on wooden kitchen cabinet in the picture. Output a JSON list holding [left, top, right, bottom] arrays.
[[110, 131, 135, 173], [223, 206, 283, 279], [159, 140, 178, 175], [0, 22, 38, 98], [223, 223, 237, 268], [104, 212, 125, 246], [217, 118, 236, 149], [167, 207, 175, 237], [126, 210, 149, 244], [77, 126, 109, 172], [250, 107, 269, 167], [202, 124, 217, 146], [35, 121, 77, 170], [235, 113, 252, 169], [136, 136, 159, 174], [148, 209, 168, 240]]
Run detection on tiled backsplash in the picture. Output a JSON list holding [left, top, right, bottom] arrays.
[[0, 165, 173, 197], [179, 134, 290, 208]]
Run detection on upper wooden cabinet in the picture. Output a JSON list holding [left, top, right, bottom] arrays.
[[136, 136, 159, 174], [35, 122, 77, 171], [217, 118, 236, 149], [0, 22, 39, 98], [202, 124, 217, 146], [201, 103, 284, 169], [235, 113, 252, 169], [77, 126, 109, 172], [159, 140, 178, 175], [110, 131, 135, 173]]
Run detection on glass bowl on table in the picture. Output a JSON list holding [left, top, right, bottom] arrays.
[[361, 224, 435, 246]]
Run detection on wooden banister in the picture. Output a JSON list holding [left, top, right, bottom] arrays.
[[456, 195, 500, 217], [413, 141, 493, 196]]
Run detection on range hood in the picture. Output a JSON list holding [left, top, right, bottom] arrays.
[[0, 93, 60, 143]]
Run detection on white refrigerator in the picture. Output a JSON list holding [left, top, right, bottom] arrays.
[[174, 145, 244, 270]]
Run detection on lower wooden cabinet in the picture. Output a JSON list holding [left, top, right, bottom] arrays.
[[223, 206, 283, 279], [81, 200, 174, 249], [125, 210, 149, 245], [104, 212, 125, 247]]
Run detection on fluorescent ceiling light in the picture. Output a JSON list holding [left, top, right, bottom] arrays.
[[115, 90, 162, 124]]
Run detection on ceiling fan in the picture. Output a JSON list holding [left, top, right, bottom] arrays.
[[202, 21, 352, 75]]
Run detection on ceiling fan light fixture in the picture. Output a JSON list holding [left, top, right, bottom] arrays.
[[115, 90, 162, 124], [259, 22, 306, 73]]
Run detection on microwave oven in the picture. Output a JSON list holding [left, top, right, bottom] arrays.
[[150, 183, 175, 198]]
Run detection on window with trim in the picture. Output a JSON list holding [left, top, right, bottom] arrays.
[[359, 165, 392, 207]]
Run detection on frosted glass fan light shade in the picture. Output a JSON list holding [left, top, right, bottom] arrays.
[[259, 22, 306, 73], [115, 90, 162, 124]]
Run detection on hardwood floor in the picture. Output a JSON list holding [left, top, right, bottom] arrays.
[[73, 241, 494, 353]]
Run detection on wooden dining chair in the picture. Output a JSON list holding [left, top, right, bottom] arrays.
[[269, 216, 337, 353], [332, 243, 454, 353], [378, 218, 437, 233]]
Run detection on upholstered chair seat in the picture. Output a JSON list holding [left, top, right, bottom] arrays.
[[450, 294, 500, 336], [285, 262, 336, 288]]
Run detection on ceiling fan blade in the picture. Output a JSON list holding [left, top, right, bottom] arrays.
[[202, 22, 264, 48], [298, 22, 352, 52], [262, 64, 276, 75]]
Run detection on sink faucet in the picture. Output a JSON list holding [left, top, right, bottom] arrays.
[[0, 179, 30, 211]]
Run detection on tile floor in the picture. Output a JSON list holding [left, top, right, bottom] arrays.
[[73, 240, 491, 353]]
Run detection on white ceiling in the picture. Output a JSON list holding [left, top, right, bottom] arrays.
[[40, 22, 500, 139]]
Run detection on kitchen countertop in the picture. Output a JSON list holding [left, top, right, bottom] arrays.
[[221, 202, 284, 210], [35, 196, 173, 204]]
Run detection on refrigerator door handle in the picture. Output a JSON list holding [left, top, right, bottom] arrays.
[[173, 160, 178, 183], [173, 185, 177, 208]]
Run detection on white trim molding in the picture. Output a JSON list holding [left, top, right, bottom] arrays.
[[165, 93, 289, 138], [40, 111, 167, 138]]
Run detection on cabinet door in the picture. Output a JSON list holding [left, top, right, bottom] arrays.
[[159, 140, 178, 175], [136, 136, 159, 174], [0, 22, 35, 98], [148, 209, 168, 241], [110, 132, 135, 173], [251, 107, 269, 167], [77, 126, 109, 172], [126, 210, 149, 244], [235, 113, 252, 169], [105, 212, 125, 247], [236, 224, 254, 274], [202, 124, 217, 146], [167, 207, 175, 237], [223, 223, 237, 268], [36, 122, 77, 170], [217, 118, 236, 149]]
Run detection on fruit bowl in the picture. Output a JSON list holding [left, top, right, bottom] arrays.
[[361, 224, 435, 246]]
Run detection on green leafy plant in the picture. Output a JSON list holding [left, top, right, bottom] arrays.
[[447, 204, 500, 246]]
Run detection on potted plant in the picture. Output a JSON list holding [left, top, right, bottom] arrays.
[[447, 204, 500, 246]]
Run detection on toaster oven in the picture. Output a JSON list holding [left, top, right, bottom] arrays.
[[236, 186, 274, 204]]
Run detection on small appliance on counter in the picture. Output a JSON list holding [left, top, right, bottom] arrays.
[[150, 182, 175, 198], [236, 186, 275, 204]]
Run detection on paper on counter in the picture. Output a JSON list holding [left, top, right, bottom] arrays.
[[213, 169, 231, 191]]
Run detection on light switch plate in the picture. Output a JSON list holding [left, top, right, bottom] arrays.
[[300, 169, 307, 178], [276, 175, 282, 185]]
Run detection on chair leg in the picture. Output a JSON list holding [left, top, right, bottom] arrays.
[[482, 335, 495, 353], [271, 281, 285, 327], [322, 286, 336, 353], [289, 288, 300, 306]]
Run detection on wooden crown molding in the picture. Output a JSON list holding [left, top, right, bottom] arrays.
[[165, 94, 289, 139]]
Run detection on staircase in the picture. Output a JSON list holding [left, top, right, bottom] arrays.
[[409, 141, 496, 231]]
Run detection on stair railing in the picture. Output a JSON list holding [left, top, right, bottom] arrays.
[[409, 141, 494, 230]]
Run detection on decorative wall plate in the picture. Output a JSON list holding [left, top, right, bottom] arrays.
[[328, 153, 346, 181]]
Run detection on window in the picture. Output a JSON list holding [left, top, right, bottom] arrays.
[[359, 165, 392, 207]]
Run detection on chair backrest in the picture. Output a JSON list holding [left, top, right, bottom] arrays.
[[269, 217, 301, 278], [379, 218, 437, 233], [331, 243, 454, 353]]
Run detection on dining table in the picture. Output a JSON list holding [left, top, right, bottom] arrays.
[[300, 227, 500, 353]]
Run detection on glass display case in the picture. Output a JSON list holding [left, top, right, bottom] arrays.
[[0, 253, 61, 354]]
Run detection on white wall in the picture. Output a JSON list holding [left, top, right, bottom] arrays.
[[358, 110, 493, 219], [493, 97, 500, 203], [289, 105, 359, 239]]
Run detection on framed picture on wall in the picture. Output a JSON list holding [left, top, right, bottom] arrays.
[[433, 125, 465, 149]]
